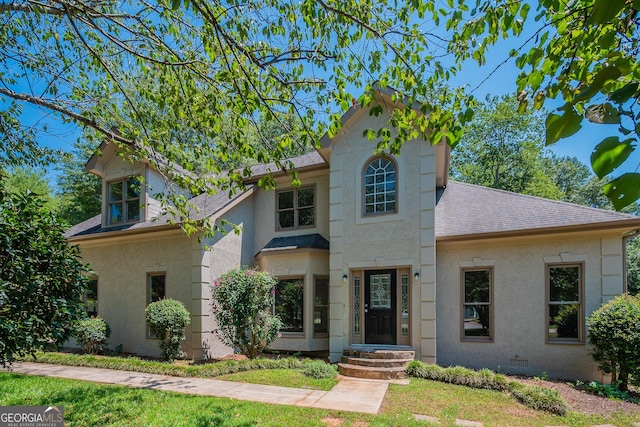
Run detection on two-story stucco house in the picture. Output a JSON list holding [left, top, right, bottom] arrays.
[[65, 90, 640, 381]]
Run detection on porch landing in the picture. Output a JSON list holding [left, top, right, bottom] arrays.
[[338, 345, 416, 379]]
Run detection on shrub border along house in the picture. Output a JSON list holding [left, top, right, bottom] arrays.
[[406, 361, 569, 415]]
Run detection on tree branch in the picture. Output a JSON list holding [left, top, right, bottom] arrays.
[[0, 87, 134, 146]]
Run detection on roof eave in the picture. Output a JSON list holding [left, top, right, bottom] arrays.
[[436, 219, 640, 243]]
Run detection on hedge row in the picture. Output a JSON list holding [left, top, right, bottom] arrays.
[[406, 360, 568, 416]]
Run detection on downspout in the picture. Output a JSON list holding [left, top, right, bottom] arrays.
[[622, 229, 640, 293]]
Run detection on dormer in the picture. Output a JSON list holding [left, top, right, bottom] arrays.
[[85, 140, 189, 229]]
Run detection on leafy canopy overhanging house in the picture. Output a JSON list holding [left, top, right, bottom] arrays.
[[65, 89, 640, 381]]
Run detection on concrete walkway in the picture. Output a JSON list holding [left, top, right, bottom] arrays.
[[10, 362, 389, 414]]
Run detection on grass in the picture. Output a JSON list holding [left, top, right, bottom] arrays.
[[15, 352, 640, 425], [383, 377, 640, 427], [217, 369, 338, 391], [0, 372, 423, 427]]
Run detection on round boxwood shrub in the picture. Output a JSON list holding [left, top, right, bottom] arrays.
[[145, 299, 191, 362], [74, 317, 111, 354], [588, 293, 640, 392]]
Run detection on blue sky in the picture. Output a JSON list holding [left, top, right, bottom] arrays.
[[20, 8, 640, 184]]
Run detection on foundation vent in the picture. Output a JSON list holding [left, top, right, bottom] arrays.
[[509, 356, 528, 368]]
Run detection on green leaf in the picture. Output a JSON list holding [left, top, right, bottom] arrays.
[[608, 82, 639, 104], [585, 103, 621, 124], [573, 67, 622, 104], [545, 105, 582, 146], [171, 0, 181, 10], [603, 173, 640, 210], [589, 0, 625, 24], [590, 136, 636, 178]]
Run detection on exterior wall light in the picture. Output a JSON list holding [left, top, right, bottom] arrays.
[[414, 271, 420, 280], [343, 274, 348, 282]]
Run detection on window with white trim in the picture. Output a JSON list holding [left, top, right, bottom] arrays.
[[276, 187, 315, 230], [108, 177, 141, 224], [363, 157, 397, 215]]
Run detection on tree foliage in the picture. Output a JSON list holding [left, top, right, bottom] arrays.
[[450, 95, 561, 198], [0, 0, 470, 237], [55, 137, 102, 225], [211, 267, 281, 359], [0, 182, 89, 366], [4, 0, 640, 222], [446, 0, 640, 209], [587, 294, 640, 392], [3, 167, 60, 213], [145, 298, 191, 362]]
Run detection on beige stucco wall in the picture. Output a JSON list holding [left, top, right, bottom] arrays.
[[252, 169, 330, 256], [436, 231, 626, 381], [327, 105, 437, 362], [200, 198, 255, 358], [72, 196, 255, 360], [77, 231, 197, 358], [256, 250, 330, 352]]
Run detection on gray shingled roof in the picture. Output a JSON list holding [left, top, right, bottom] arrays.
[[65, 186, 253, 239], [435, 181, 640, 240], [257, 233, 329, 256], [249, 152, 326, 179]]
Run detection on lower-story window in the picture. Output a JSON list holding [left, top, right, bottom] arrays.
[[84, 278, 98, 317], [462, 268, 493, 341], [547, 264, 583, 342], [147, 273, 166, 338], [275, 278, 304, 333], [314, 277, 328, 336]]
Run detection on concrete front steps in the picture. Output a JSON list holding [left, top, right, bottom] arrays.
[[338, 345, 416, 380]]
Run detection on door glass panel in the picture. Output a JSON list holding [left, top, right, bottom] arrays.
[[401, 274, 409, 336], [354, 276, 361, 336], [370, 274, 391, 309]]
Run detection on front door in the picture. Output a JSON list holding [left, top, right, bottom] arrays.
[[364, 269, 396, 344]]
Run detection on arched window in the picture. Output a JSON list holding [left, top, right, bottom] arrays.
[[363, 157, 397, 215]]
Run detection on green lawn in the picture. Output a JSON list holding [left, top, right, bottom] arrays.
[[0, 372, 422, 427], [217, 368, 338, 391], [3, 370, 639, 426], [384, 378, 640, 427], [10, 353, 640, 426]]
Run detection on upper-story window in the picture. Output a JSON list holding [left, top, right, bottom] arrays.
[[108, 177, 141, 225], [277, 186, 315, 230], [364, 157, 397, 215]]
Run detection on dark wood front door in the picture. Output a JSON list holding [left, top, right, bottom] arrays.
[[364, 269, 396, 344]]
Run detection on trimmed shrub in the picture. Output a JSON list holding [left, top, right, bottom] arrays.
[[74, 317, 111, 354], [508, 382, 568, 416], [406, 361, 507, 391], [587, 293, 640, 392], [303, 361, 337, 379], [211, 267, 282, 358], [145, 299, 191, 362]]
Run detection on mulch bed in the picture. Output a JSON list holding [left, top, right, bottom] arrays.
[[514, 376, 639, 416]]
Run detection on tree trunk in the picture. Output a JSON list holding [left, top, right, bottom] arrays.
[[610, 360, 618, 385], [619, 366, 629, 392]]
